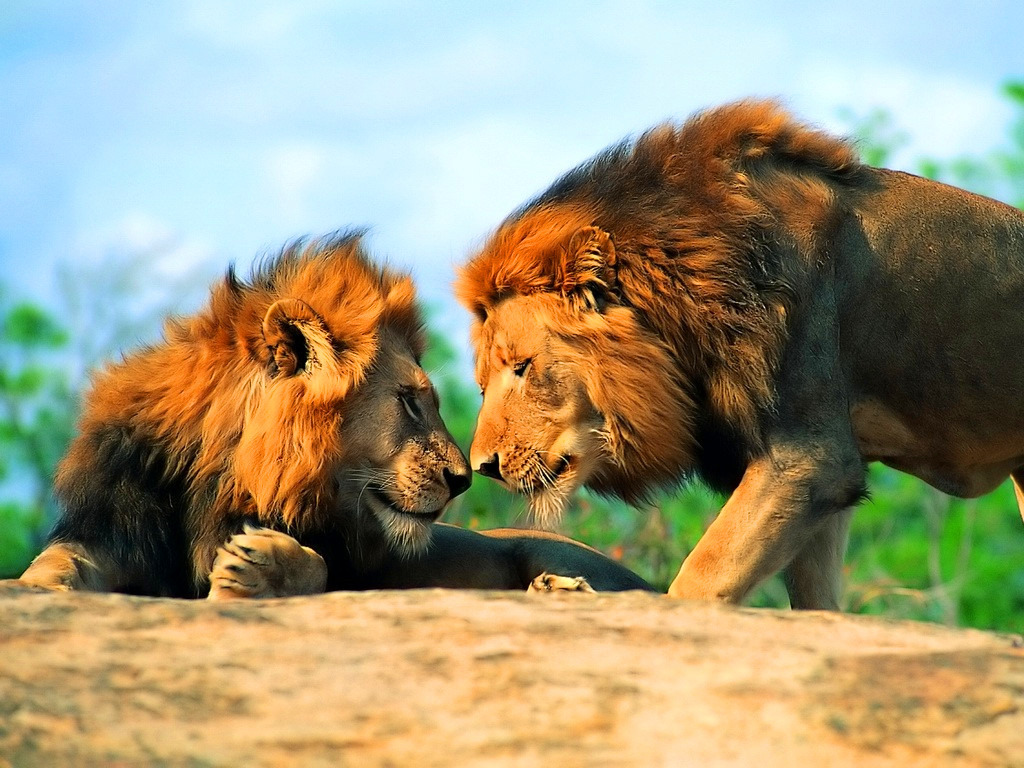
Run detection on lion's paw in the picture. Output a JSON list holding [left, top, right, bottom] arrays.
[[528, 572, 597, 594], [208, 525, 327, 600]]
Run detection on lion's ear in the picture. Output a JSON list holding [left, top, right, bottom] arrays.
[[559, 227, 617, 310], [262, 298, 333, 377]]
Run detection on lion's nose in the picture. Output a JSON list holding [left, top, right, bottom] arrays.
[[475, 454, 504, 482], [444, 467, 471, 499]]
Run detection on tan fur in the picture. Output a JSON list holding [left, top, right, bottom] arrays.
[[457, 99, 1024, 609]]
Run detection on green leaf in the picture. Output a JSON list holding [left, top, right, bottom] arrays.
[[9, 366, 46, 395], [2, 303, 68, 348], [1003, 80, 1024, 106], [0, 502, 38, 578], [918, 158, 940, 180]]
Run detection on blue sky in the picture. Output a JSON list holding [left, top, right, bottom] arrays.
[[2, 1, 1023, 348]]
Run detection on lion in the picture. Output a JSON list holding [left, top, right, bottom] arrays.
[[456, 99, 1024, 610], [18, 233, 652, 598]]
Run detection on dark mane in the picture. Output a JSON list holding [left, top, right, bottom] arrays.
[[458, 99, 868, 496], [510, 99, 865, 233]]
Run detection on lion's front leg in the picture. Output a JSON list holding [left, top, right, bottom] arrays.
[[668, 273, 866, 608], [668, 450, 864, 608], [19, 542, 115, 592], [207, 526, 327, 600]]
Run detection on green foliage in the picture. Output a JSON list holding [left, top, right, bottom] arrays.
[[918, 78, 1024, 209], [0, 502, 40, 576], [0, 295, 77, 577], [838, 106, 909, 168], [844, 468, 1024, 632], [2, 304, 68, 348]]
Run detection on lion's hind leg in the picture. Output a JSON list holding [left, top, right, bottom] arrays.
[[208, 526, 327, 600], [528, 572, 597, 594], [18, 542, 114, 592]]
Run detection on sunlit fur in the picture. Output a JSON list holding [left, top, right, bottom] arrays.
[[52, 233, 433, 591], [457, 100, 864, 517]]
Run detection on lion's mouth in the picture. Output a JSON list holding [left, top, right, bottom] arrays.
[[360, 486, 436, 558], [368, 487, 441, 522], [510, 454, 581, 530]]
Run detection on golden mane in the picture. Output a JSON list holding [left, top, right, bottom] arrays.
[[68, 232, 424, 580], [457, 100, 865, 489]]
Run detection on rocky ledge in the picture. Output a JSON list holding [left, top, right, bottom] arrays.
[[0, 583, 1022, 767]]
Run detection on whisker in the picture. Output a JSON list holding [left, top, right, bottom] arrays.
[[349, 472, 430, 560], [356, 478, 374, 509], [347, 468, 399, 481], [537, 462, 557, 490], [426, 362, 451, 380], [346, 469, 400, 491]]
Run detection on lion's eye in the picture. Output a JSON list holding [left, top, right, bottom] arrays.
[[512, 359, 531, 377], [399, 391, 422, 423]]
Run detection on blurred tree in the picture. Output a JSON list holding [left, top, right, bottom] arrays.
[[0, 237, 217, 576], [57, 236, 218, 384], [837, 106, 910, 167], [0, 295, 75, 576], [917, 81, 1024, 208]]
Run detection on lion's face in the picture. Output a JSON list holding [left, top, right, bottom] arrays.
[[459, 224, 700, 525], [469, 293, 608, 526], [339, 327, 471, 555], [227, 238, 471, 563]]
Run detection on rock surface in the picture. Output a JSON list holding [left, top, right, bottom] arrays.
[[0, 582, 1022, 767]]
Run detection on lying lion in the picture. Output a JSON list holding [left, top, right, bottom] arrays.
[[18, 234, 651, 598], [457, 99, 1024, 610]]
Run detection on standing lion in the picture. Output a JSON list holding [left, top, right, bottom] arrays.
[[457, 100, 1024, 610]]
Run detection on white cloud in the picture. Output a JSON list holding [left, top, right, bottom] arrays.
[[74, 212, 174, 254], [71, 212, 218, 299]]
